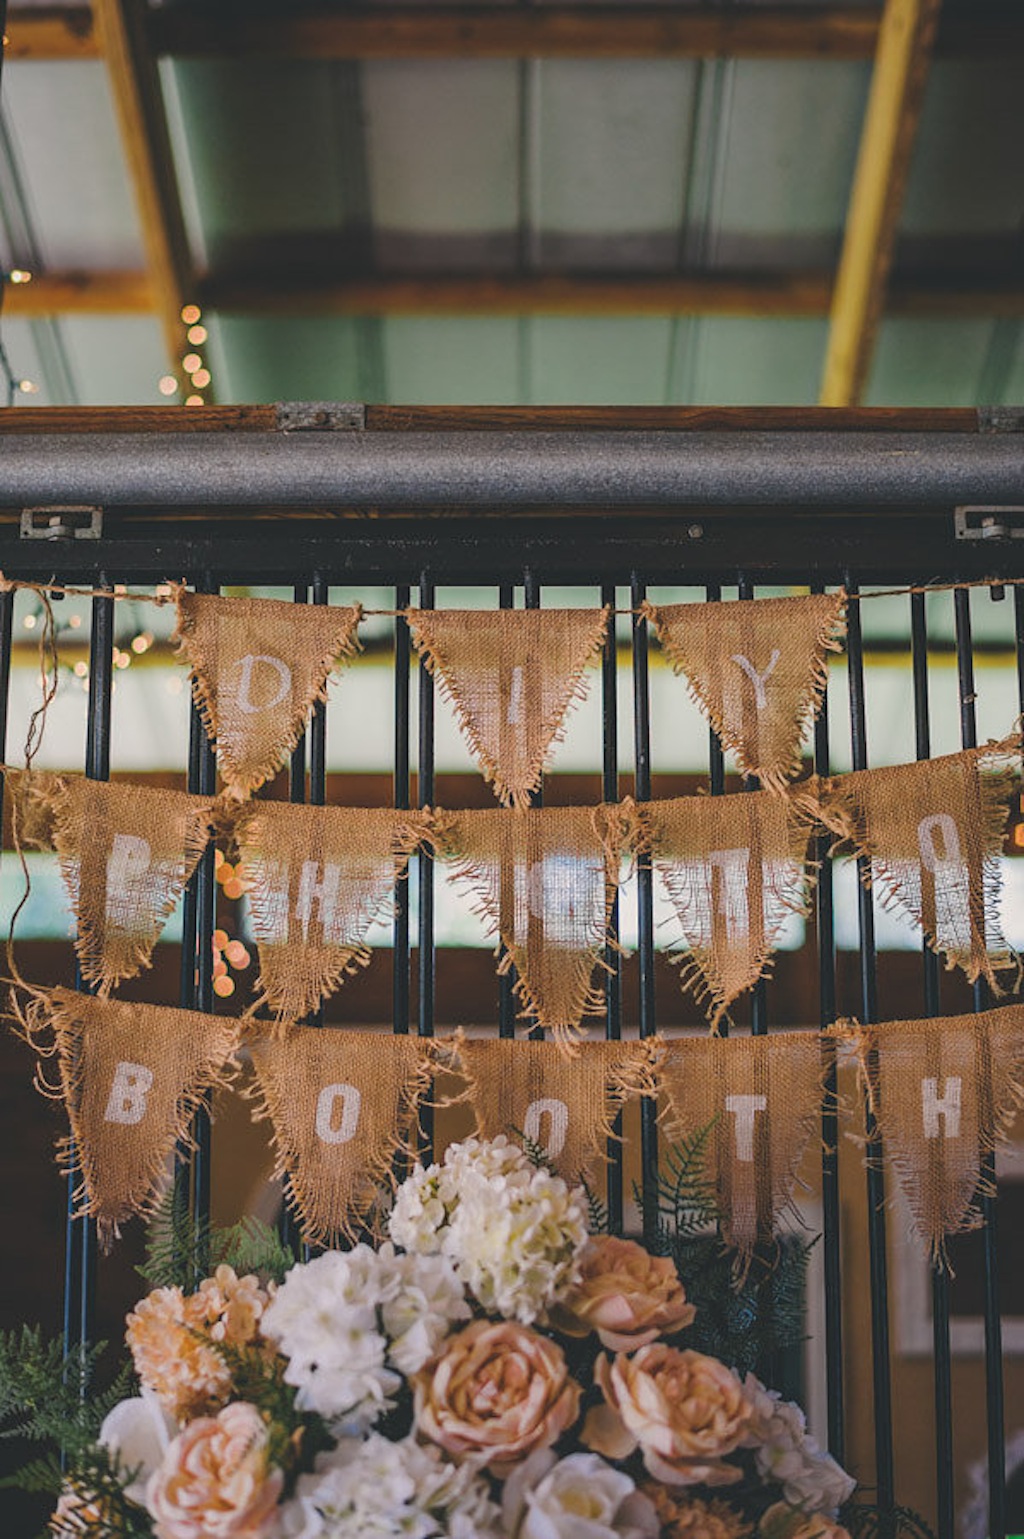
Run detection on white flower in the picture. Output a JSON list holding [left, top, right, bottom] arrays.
[[97, 1390, 176, 1506], [388, 1163, 459, 1256], [502, 1449, 660, 1539], [742, 1374, 855, 1516], [379, 1249, 470, 1376]]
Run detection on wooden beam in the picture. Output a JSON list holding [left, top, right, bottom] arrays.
[[3, 5, 98, 59], [819, 0, 942, 406]]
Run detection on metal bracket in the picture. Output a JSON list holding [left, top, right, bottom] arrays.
[[954, 505, 1024, 541], [20, 505, 103, 540], [276, 402, 365, 432]]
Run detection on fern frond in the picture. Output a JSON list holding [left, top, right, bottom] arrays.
[[844, 1503, 936, 1539], [581, 1178, 610, 1236], [138, 1188, 295, 1290]]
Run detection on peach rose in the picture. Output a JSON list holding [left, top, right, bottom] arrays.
[[583, 1344, 753, 1487], [549, 1236, 696, 1351], [147, 1401, 283, 1539], [642, 1488, 753, 1539], [760, 1503, 852, 1539], [412, 1318, 581, 1476]]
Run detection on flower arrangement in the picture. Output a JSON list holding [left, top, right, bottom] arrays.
[[3, 1135, 858, 1539]]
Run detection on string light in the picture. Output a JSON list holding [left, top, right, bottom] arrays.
[[158, 375, 178, 397]]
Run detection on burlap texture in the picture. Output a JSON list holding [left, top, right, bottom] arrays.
[[232, 802, 426, 1027], [815, 742, 1020, 989], [835, 1007, 1024, 1265], [658, 1031, 829, 1275], [429, 804, 629, 1048], [406, 607, 610, 808], [37, 987, 238, 1249], [249, 1027, 434, 1247], [172, 590, 362, 797], [642, 591, 847, 792], [635, 791, 814, 1028]]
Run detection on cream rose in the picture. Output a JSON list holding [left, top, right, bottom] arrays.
[[146, 1401, 283, 1538], [549, 1236, 696, 1351], [583, 1344, 753, 1487], [412, 1318, 581, 1476]]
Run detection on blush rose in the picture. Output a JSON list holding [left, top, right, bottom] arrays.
[[146, 1401, 283, 1539], [548, 1236, 696, 1351]]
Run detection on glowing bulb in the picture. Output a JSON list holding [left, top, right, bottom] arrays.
[[114, 584, 127, 594], [213, 928, 229, 950], [131, 631, 152, 653], [182, 352, 202, 373], [8, 269, 32, 285], [213, 974, 235, 998], [18, 378, 38, 394], [155, 584, 172, 598], [187, 324, 207, 345], [22, 613, 36, 630], [69, 614, 82, 629], [74, 660, 88, 678], [114, 653, 130, 670], [191, 368, 211, 389], [181, 304, 201, 325], [184, 394, 203, 407], [158, 375, 178, 397], [222, 877, 245, 900]]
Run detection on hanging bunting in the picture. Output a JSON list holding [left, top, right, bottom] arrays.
[[405, 607, 610, 808], [816, 741, 1021, 989], [635, 791, 814, 1028], [248, 1027, 434, 1248], [642, 591, 847, 792], [658, 1031, 830, 1276], [429, 805, 629, 1049], [232, 802, 426, 1027], [834, 1006, 1024, 1266], [172, 590, 362, 797]]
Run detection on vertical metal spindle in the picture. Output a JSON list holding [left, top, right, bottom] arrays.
[[737, 575, 767, 1037], [523, 572, 543, 1041], [498, 583, 517, 1039], [601, 583, 623, 1234], [394, 585, 411, 1036], [706, 584, 725, 798], [418, 576, 436, 1155], [631, 574, 658, 1248]]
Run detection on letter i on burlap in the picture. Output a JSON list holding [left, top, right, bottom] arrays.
[[172, 589, 362, 797]]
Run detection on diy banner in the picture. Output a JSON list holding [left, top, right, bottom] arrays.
[[642, 591, 847, 791], [658, 1031, 829, 1274], [405, 606, 610, 808], [248, 1027, 433, 1247], [636, 791, 814, 1027], [836, 1006, 1024, 1264], [429, 804, 629, 1047], [233, 802, 426, 1025], [172, 590, 362, 797]]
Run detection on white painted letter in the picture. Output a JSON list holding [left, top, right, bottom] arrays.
[[103, 1061, 154, 1125], [295, 861, 343, 940], [725, 1093, 767, 1162], [523, 1097, 570, 1160], [917, 813, 962, 873], [508, 665, 524, 725], [315, 1083, 362, 1145], [708, 848, 750, 942], [922, 1076, 962, 1139], [234, 654, 292, 716], [106, 834, 152, 924], [731, 649, 781, 710]]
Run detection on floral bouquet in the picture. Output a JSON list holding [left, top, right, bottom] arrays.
[[9, 1136, 856, 1539]]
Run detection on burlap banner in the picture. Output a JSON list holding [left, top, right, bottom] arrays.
[[34, 987, 238, 1249], [658, 1031, 829, 1274], [642, 591, 847, 792], [835, 1007, 1024, 1265], [232, 802, 426, 1026], [816, 741, 1021, 989], [446, 1033, 657, 1184], [405, 606, 610, 808], [172, 590, 362, 797], [249, 1027, 433, 1247], [429, 804, 628, 1048], [635, 791, 814, 1028]]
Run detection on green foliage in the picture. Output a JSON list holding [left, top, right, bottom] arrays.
[[0, 1327, 132, 1463], [581, 1177, 611, 1236], [137, 1184, 296, 1291], [844, 1503, 937, 1539], [17, 1445, 155, 1537]]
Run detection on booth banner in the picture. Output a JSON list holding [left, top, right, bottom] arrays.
[[429, 804, 629, 1047], [447, 1034, 657, 1185], [405, 606, 610, 808], [232, 802, 426, 1026], [39, 987, 239, 1249], [834, 1006, 1024, 1265], [635, 791, 814, 1028], [642, 590, 847, 792], [172, 590, 362, 797], [249, 1027, 434, 1247], [658, 1031, 829, 1273], [816, 741, 1020, 989]]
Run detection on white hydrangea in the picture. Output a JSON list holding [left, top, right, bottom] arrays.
[[379, 1248, 471, 1376], [742, 1373, 856, 1516]]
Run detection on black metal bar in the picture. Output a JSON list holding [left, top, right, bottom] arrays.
[[631, 574, 658, 1249], [523, 571, 543, 1041], [706, 583, 725, 798], [737, 574, 768, 1036], [393, 585, 411, 1036], [601, 582, 623, 1235], [498, 583, 518, 1040], [190, 577, 218, 1272], [417, 575, 435, 1154]]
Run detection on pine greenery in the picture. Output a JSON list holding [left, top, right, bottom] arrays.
[[0, 1328, 132, 1466], [844, 1502, 937, 1539], [137, 1185, 295, 1291]]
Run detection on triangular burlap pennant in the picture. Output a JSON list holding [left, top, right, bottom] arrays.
[[658, 1032, 829, 1275], [429, 804, 629, 1049], [172, 590, 362, 797], [405, 607, 610, 808], [816, 740, 1021, 989], [248, 1027, 434, 1247], [635, 791, 814, 1028], [642, 591, 847, 792], [232, 802, 426, 1026], [834, 1007, 1024, 1265], [446, 1033, 658, 1184], [21, 774, 215, 991], [34, 987, 238, 1249]]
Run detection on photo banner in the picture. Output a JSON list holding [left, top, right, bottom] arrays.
[[232, 802, 426, 1026], [658, 1031, 829, 1274], [172, 590, 362, 797], [642, 590, 847, 792], [635, 791, 814, 1028], [405, 606, 610, 808], [248, 1027, 434, 1247], [834, 1007, 1024, 1265]]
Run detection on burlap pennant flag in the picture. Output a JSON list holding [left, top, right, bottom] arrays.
[[406, 607, 610, 808], [249, 1027, 434, 1247], [446, 1033, 657, 1184], [33, 987, 238, 1249], [636, 791, 815, 1028], [429, 804, 629, 1048], [658, 1031, 829, 1275], [642, 591, 847, 791], [835, 1007, 1024, 1265], [172, 590, 362, 797], [816, 740, 1021, 989], [232, 802, 426, 1026]]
